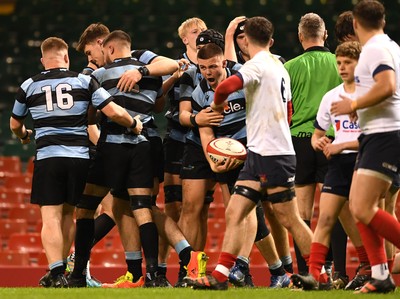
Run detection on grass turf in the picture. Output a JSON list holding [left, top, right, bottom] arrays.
[[0, 287, 399, 299]]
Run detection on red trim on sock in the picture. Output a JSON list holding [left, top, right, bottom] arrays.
[[309, 242, 329, 281], [212, 252, 237, 282], [356, 222, 385, 266]]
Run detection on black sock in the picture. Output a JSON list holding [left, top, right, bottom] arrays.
[[294, 219, 310, 275], [127, 258, 143, 282], [269, 264, 286, 276], [92, 213, 115, 247], [331, 220, 348, 276], [71, 218, 94, 279], [283, 262, 294, 274], [139, 222, 159, 276], [158, 265, 167, 276], [50, 265, 65, 279], [178, 246, 193, 269]]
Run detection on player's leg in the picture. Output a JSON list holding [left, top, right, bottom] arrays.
[[263, 201, 293, 274]]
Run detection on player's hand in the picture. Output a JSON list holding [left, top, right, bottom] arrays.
[[210, 101, 226, 114], [330, 95, 354, 116], [323, 143, 343, 159], [131, 115, 143, 135], [226, 16, 246, 36], [211, 157, 241, 173], [117, 69, 142, 93], [20, 129, 33, 144], [312, 136, 331, 152], [195, 107, 224, 127]]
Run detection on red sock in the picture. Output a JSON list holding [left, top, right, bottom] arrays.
[[212, 252, 237, 282], [356, 222, 386, 266], [309, 242, 329, 281], [369, 209, 400, 249], [355, 245, 370, 264]]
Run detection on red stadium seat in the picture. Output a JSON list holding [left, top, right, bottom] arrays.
[[8, 232, 43, 253], [25, 156, 35, 175], [0, 188, 25, 204], [208, 203, 225, 219], [0, 219, 28, 248], [0, 251, 30, 266], [207, 218, 225, 236], [0, 156, 22, 182], [91, 249, 125, 267], [8, 204, 41, 231], [4, 173, 32, 193]]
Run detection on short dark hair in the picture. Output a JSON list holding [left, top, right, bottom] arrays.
[[244, 16, 274, 47], [102, 30, 131, 47], [335, 11, 355, 44], [197, 43, 224, 60], [353, 0, 385, 30], [335, 41, 361, 60], [76, 23, 110, 52]]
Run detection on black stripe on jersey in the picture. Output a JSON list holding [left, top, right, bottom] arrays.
[[33, 68, 79, 81], [34, 115, 88, 128], [27, 89, 90, 108], [36, 134, 89, 150], [131, 49, 157, 64], [191, 97, 204, 113], [102, 76, 162, 94], [112, 95, 155, 115], [15, 87, 27, 104], [180, 72, 195, 90], [215, 119, 246, 137]]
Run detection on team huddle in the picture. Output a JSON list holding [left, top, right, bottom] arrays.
[[9, 0, 400, 293]]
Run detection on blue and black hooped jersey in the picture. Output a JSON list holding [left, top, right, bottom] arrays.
[[164, 52, 197, 142], [11, 68, 113, 160], [186, 68, 246, 145], [92, 57, 163, 145]]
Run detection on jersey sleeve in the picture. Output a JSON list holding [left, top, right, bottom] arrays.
[[314, 92, 333, 131]]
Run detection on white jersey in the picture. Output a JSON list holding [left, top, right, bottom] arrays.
[[316, 84, 361, 154], [355, 34, 400, 134], [239, 50, 295, 156]]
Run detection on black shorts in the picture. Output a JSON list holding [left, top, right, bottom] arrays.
[[87, 141, 153, 190], [238, 150, 296, 188], [148, 136, 164, 183], [31, 157, 90, 206], [163, 136, 184, 175], [180, 140, 215, 180], [355, 131, 400, 183], [292, 136, 329, 184], [322, 153, 357, 198]]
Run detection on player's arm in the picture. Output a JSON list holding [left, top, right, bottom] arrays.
[[331, 69, 396, 115], [323, 140, 359, 160], [212, 73, 243, 112], [224, 16, 246, 62], [199, 126, 237, 173], [10, 116, 32, 144], [311, 128, 331, 152], [117, 58, 180, 92]]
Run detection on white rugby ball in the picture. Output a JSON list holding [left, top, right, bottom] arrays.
[[206, 137, 247, 165]]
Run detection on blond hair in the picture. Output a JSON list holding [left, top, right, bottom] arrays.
[[178, 17, 207, 39], [41, 37, 68, 54]]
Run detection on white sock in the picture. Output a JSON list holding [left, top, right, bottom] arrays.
[[371, 263, 389, 280]]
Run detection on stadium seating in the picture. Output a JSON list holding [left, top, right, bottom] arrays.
[[0, 188, 25, 204], [0, 156, 22, 182], [8, 205, 41, 232], [3, 174, 32, 197], [90, 249, 125, 267], [0, 218, 27, 248], [0, 251, 30, 266]]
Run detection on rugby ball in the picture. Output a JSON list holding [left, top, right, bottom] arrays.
[[206, 137, 247, 165]]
